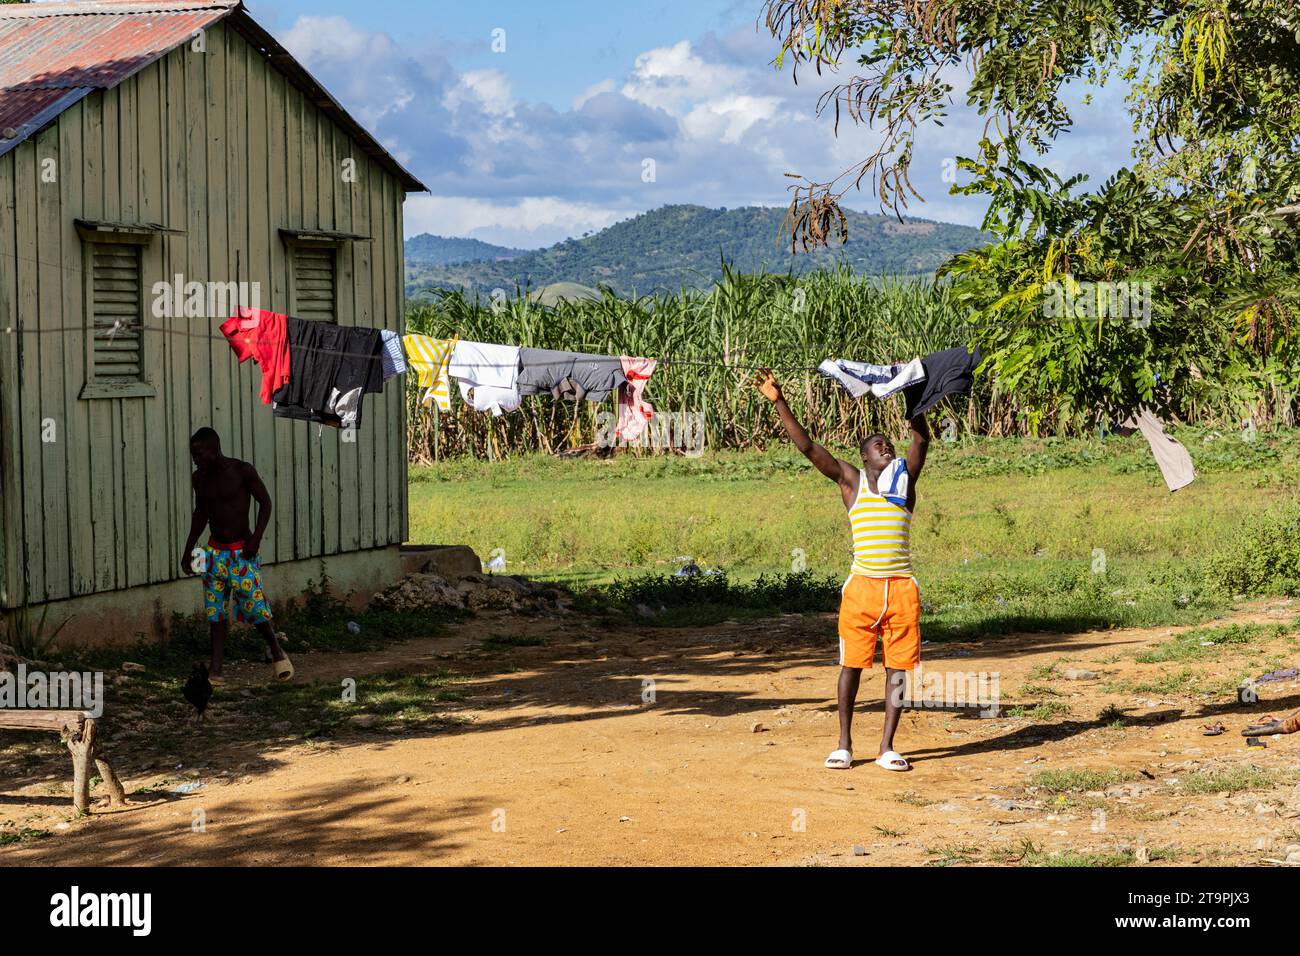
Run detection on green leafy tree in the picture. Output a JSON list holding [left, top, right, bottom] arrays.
[[763, 0, 1300, 429]]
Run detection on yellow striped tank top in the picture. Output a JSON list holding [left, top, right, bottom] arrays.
[[847, 469, 913, 577], [402, 334, 458, 410]]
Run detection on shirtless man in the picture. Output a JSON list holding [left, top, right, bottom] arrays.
[[180, 427, 292, 683], [757, 370, 929, 771]]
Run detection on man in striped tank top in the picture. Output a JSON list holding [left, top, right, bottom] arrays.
[[758, 370, 929, 772]]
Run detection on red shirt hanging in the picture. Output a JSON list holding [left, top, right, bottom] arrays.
[[220, 307, 290, 405]]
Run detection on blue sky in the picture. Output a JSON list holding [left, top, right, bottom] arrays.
[[242, 0, 1137, 248]]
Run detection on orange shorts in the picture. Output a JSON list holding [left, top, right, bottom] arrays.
[[838, 574, 921, 670]]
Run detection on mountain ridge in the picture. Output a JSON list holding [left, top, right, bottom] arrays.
[[405, 203, 990, 298]]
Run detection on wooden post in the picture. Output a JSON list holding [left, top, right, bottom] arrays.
[[55, 714, 127, 813], [65, 717, 94, 815]]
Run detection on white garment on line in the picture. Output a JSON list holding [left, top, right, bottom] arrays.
[[818, 357, 926, 399], [448, 340, 521, 416], [327, 386, 364, 430], [1121, 407, 1196, 492]]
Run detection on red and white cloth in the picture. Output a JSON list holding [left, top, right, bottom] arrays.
[[220, 307, 290, 405], [617, 355, 656, 442]]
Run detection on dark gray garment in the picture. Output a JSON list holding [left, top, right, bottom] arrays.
[[517, 348, 626, 402], [902, 345, 982, 418]]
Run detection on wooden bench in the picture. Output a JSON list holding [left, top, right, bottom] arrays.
[[0, 710, 127, 813]]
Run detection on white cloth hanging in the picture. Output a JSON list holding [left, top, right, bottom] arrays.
[[448, 340, 521, 416], [818, 357, 926, 399], [1121, 408, 1196, 492]]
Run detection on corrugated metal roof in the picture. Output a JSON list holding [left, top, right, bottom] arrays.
[[0, 0, 427, 191]]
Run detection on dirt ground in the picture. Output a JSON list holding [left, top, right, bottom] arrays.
[[4, 600, 1300, 867]]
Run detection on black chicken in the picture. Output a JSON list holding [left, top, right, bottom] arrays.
[[183, 662, 214, 721]]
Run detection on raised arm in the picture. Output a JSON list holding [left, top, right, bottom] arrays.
[[906, 413, 930, 485], [755, 370, 857, 493]]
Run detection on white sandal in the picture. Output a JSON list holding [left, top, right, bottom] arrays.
[[874, 750, 910, 772], [824, 748, 853, 770]]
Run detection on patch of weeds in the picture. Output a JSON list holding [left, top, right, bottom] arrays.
[[1130, 669, 1201, 696], [1028, 848, 1136, 867], [1018, 682, 1062, 697], [1031, 768, 1138, 793], [482, 634, 548, 649], [241, 669, 470, 739], [988, 838, 1040, 864], [997, 838, 1145, 869], [893, 789, 935, 808], [924, 843, 981, 867], [1097, 704, 1126, 727], [1135, 622, 1284, 664], [602, 570, 840, 626], [1206, 504, 1300, 597], [0, 828, 50, 847], [1177, 767, 1280, 795], [1008, 701, 1071, 720]]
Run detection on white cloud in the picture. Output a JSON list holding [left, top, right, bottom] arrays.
[[444, 70, 515, 118], [682, 94, 783, 144], [573, 79, 616, 110], [621, 40, 746, 114], [270, 15, 1137, 238], [405, 195, 637, 248]]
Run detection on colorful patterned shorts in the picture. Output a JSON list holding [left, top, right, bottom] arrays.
[[201, 545, 273, 625]]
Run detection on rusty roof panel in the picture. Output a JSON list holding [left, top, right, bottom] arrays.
[[0, 1, 426, 191], [0, 1, 231, 153]]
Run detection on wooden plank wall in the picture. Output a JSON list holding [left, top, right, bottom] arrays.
[[0, 21, 409, 608]]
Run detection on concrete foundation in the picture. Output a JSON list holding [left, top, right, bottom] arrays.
[[11, 546, 403, 650]]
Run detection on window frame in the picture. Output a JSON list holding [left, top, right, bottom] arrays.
[[76, 224, 156, 401]]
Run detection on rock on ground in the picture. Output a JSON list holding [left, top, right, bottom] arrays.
[[372, 572, 575, 615]]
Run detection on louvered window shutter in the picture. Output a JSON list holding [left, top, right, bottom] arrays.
[[293, 244, 336, 321], [90, 242, 143, 382]]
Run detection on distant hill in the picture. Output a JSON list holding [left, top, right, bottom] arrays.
[[404, 234, 526, 272], [527, 282, 603, 308], [404, 204, 990, 299]]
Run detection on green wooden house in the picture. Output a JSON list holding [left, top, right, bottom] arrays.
[[0, 0, 427, 644]]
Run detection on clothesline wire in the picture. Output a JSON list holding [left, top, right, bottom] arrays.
[[0, 319, 1136, 378]]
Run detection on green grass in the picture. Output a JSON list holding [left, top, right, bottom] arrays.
[[1098, 704, 1127, 726], [0, 828, 50, 847], [1107, 664, 1259, 699], [1008, 701, 1072, 720], [69, 574, 464, 675], [981, 839, 1183, 867], [1031, 769, 1140, 793], [1134, 622, 1286, 663], [482, 634, 549, 648], [407, 433, 1300, 638], [924, 843, 982, 866], [1177, 767, 1281, 794]]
